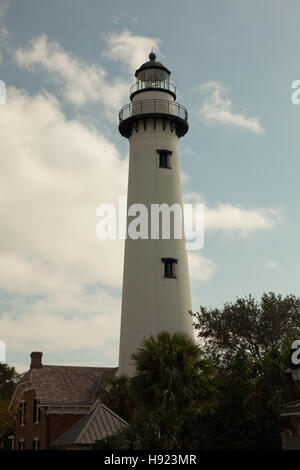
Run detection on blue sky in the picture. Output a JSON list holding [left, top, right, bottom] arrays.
[[0, 0, 299, 370]]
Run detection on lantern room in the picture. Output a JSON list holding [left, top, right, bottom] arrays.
[[130, 52, 176, 100]]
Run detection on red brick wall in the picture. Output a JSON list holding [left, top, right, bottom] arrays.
[[15, 389, 47, 450], [281, 428, 291, 450], [14, 389, 87, 450]]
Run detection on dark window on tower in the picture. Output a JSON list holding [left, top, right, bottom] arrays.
[[162, 258, 178, 278], [33, 399, 40, 424], [157, 149, 172, 169]]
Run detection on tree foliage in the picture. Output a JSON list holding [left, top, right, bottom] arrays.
[[95, 332, 212, 450], [192, 292, 300, 363], [130, 331, 212, 413], [98, 375, 134, 422], [0, 363, 21, 449], [95, 293, 300, 450]]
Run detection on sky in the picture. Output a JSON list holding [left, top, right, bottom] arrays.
[[0, 0, 299, 371]]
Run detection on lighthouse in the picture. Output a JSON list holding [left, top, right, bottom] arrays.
[[118, 53, 193, 376]]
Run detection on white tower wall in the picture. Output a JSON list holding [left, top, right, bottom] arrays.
[[118, 55, 193, 376]]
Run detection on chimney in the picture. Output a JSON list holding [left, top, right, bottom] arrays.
[[30, 352, 43, 369]]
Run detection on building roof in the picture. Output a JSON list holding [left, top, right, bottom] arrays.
[[280, 399, 300, 416], [9, 364, 117, 410], [53, 403, 127, 448]]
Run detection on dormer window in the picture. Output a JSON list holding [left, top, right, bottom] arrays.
[[18, 401, 26, 426], [162, 258, 178, 278], [33, 399, 40, 424], [157, 149, 172, 169]]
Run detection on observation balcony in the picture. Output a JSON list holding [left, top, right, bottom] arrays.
[[118, 99, 188, 139]]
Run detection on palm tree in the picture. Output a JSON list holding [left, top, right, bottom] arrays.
[[94, 332, 212, 450], [130, 331, 212, 413], [94, 332, 213, 450]]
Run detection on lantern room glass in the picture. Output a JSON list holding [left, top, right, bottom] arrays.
[[135, 68, 173, 93]]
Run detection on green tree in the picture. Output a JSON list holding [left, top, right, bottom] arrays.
[[130, 331, 212, 413], [191, 293, 300, 449], [0, 363, 20, 401], [192, 292, 300, 364], [0, 363, 21, 449], [195, 350, 284, 449], [98, 375, 134, 421], [105, 409, 205, 450], [94, 293, 300, 450], [94, 332, 213, 450]]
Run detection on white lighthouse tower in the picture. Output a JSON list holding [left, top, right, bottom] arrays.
[[118, 53, 193, 376]]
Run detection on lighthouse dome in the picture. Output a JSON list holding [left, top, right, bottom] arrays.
[[135, 52, 171, 81]]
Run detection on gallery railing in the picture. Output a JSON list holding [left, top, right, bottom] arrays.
[[130, 80, 176, 96], [119, 99, 188, 123]]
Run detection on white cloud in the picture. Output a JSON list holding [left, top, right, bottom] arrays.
[[104, 29, 161, 72], [205, 204, 280, 235], [184, 192, 205, 204], [14, 35, 128, 115], [266, 260, 281, 271], [0, 87, 128, 355], [0, 30, 160, 363], [14, 30, 162, 112], [197, 81, 226, 93], [184, 194, 280, 236], [0, 296, 121, 354], [188, 252, 216, 281], [196, 81, 264, 134], [0, 87, 127, 294]]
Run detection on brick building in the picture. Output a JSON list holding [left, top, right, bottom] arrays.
[[280, 399, 300, 450], [9, 352, 117, 450]]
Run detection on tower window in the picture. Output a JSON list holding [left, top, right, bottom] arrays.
[[162, 257, 178, 278], [157, 149, 172, 169]]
